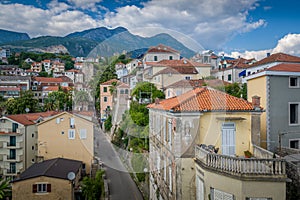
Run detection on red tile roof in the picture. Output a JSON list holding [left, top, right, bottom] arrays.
[[167, 79, 230, 89], [147, 44, 179, 54], [250, 52, 300, 67], [153, 59, 210, 68], [5, 111, 60, 126], [42, 86, 59, 91], [148, 87, 258, 112], [0, 87, 20, 91], [266, 63, 300, 72], [33, 77, 64, 83], [154, 66, 198, 75], [101, 79, 120, 85]]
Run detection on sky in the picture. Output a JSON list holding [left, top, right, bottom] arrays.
[[0, 0, 300, 60]]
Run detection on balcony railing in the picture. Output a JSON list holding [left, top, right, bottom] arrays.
[[6, 169, 17, 174], [7, 141, 23, 149], [6, 155, 23, 162], [195, 145, 286, 178]]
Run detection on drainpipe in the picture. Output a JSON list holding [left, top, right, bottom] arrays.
[[25, 126, 27, 169]]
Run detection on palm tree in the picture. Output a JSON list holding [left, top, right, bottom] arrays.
[[74, 90, 89, 111], [0, 178, 11, 199]]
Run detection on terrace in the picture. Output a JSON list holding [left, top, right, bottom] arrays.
[[195, 144, 286, 180]]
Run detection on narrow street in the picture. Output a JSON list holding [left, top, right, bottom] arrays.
[[94, 126, 144, 200]]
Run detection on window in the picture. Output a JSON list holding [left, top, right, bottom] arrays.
[[196, 176, 204, 200], [103, 87, 107, 92], [32, 133, 34, 138], [56, 118, 60, 124], [68, 129, 75, 139], [290, 139, 300, 149], [169, 162, 172, 191], [185, 76, 191, 80], [33, 183, 51, 193], [104, 96, 107, 102], [154, 56, 158, 61], [32, 146, 34, 150], [80, 129, 87, 139], [289, 103, 299, 125], [210, 188, 234, 200], [9, 136, 16, 146], [9, 163, 16, 174], [169, 56, 173, 60], [70, 118, 75, 128], [9, 149, 16, 160], [289, 77, 299, 87], [168, 119, 172, 146], [228, 74, 232, 81]]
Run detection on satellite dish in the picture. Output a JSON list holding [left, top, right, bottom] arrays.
[[67, 172, 76, 181]]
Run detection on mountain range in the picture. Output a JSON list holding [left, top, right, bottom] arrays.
[[0, 27, 195, 58]]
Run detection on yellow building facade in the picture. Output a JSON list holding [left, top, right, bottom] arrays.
[[37, 112, 94, 173]]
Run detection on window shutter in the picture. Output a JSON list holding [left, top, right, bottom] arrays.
[[32, 184, 37, 193], [47, 184, 51, 192]]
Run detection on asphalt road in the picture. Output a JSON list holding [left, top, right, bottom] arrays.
[[94, 127, 144, 200]]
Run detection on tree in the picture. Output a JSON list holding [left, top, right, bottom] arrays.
[[5, 91, 40, 114], [131, 82, 165, 103], [0, 178, 11, 199], [81, 170, 104, 200], [74, 90, 89, 110], [43, 91, 72, 111]]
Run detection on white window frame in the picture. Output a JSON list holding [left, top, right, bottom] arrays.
[[289, 138, 300, 149], [37, 183, 48, 193], [80, 129, 87, 139], [68, 129, 75, 139], [289, 102, 300, 126], [168, 161, 172, 191], [289, 76, 299, 88]]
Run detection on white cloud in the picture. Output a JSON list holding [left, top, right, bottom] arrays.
[[0, 0, 267, 51], [0, 3, 103, 37], [67, 0, 103, 10], [226, 34, 300, 60], [103, 0, 265, 50], [273, 34, 300, 55]]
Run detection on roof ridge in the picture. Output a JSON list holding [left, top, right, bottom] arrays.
[[171, 87, 205, 110]]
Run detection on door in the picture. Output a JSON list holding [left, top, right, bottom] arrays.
[[221, 123, 236, 156], [12, 123, 18, 133]]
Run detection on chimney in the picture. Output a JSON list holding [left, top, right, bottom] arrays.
[[155, 98, 160, 104], [252, 95, 261, 109]]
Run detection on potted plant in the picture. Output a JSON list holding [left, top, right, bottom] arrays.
[[244, 150, 253, 158]]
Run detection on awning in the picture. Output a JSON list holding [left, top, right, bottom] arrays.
[[239, 70, 246, 77]]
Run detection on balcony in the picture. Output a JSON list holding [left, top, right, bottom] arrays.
[[195, 145, 286, 179], [6, 169, 17, 175], [6, 155, 23, 162], [0, 128, 12, 133], [7, 141, 23, 149]]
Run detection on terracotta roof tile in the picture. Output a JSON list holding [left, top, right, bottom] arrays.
[[148, 87, 258, 112], [42, 86, 59, 91], [250, 52, 300, 67], [266, 63, 300, 72], [147, 44, 179, 54], [0, 87, 20, 91], [5, 111, 60, 126], [154, 66, 198, 75], [101, 79, 120, 85], [167, 79, 230, 89]]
